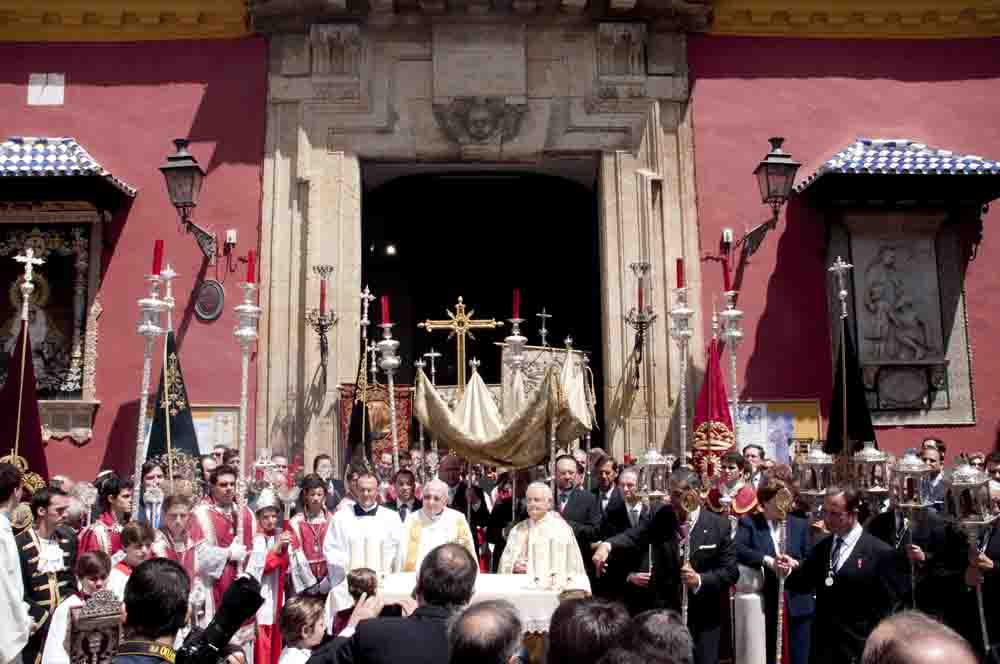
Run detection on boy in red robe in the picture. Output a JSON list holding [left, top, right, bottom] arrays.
[[286, 474, 330, 594], [249, 487, 290, 664]]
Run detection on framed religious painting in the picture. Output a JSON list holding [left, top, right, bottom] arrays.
[[735, 399, 822, 466]]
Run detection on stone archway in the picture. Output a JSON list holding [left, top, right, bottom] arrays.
[[257, 15, 706, 471]]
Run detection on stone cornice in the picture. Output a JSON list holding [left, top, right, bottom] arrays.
[[710, 0, 1000, 38], [0, 0, 249, 41]]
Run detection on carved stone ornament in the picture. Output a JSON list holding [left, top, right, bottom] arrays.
[[310, 24, 364, 79], [433, 97, 527, 145]]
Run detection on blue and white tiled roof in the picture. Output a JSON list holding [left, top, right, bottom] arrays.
[[0, 137, 136, 197], [795, 138, 1000, 193]]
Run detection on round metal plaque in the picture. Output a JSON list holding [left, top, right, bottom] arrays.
[[194, 279, 225, 321]]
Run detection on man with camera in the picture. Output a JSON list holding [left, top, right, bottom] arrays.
[[112, 558, 190, 664]]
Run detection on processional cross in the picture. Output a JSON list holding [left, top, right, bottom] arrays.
[[418, 297, 503, 399], [14, 248, 44, 321]]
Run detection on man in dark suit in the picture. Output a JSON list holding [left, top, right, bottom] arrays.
[[554, 455, 602, 579], [735, 480, 814, 664], [314, 454, 347, 512], [439, 455, 490, 534], [593, 467, 739, 664], [307, 542, 478, 664], [383, 469, 422, 522], [599, 466, 657, 612], [960, 481, 1000, 660], [779, 486, 897, 664], [867, 503, 966, 620], [921, 446, 948, 512], [592, 455, 623, 518], [136, 460, 165, 530]]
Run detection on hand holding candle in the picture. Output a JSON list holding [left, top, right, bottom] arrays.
[[152, 240, 164, 276]]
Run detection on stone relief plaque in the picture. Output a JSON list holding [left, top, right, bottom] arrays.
[[433, 24, 526, 99], [852, 236, 943, 364]]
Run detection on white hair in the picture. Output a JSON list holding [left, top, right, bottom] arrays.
[[526, 482, 553, 500], [423, 479, 449, 496]]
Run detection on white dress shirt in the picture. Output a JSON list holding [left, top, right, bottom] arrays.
[[831, 522, 864, 572]]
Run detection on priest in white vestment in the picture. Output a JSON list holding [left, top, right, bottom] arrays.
[[322, 471, 403, 625], [399, 480, 476, 572], [498, 482, 590, 593]]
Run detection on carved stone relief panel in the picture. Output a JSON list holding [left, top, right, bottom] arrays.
[[432, 97, 527, 145], [597, 23, 646, 99], [309, 24, 366, 101]]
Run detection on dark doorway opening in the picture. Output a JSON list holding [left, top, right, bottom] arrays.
[[362, 169, 603, 446]]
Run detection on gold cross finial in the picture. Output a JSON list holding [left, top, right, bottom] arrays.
[[418, 297, 503, 398]]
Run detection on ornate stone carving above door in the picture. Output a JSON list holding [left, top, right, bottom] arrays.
[[433, 97, 527, 145]]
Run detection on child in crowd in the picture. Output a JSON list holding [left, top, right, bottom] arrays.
[[248, 489, 290, 664], [40, 551, 112, 664], [107, 521, 154, 600], [277, 595, 327, 664], [332, 567, 378, 637]]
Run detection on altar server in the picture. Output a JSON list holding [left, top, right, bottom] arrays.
[[323, 470, 402, 621], [287, 474, 333, 594], [399, 479, 476, 572], [39, 551, 111, 664], [497, 482, 590, 593], [107, 521, 154, 600], [77, 475, 132, 562], [0, 463, 30, 664], [248, 488, 291, 664]]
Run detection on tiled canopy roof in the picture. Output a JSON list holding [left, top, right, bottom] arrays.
[[796, 138, 1000, 193], [0, 137, 136, 197]]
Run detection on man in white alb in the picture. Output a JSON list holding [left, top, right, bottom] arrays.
[[322, 470, 402, 620], [398, 480, 476, 572], [498, 482, 590, 593]]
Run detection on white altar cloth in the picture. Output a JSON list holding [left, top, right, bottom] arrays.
[[379, 572, 572, 633]]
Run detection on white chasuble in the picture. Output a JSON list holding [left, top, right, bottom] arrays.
[[399, 507, 476, 572], [497, 512, 590, 593]]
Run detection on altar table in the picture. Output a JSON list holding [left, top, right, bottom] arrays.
[[380, 572, 584, 634]]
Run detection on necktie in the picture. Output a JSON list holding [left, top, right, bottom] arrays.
[[354, 504, 376, 518], [629, 506, 640, 527], [895, 514, 907, 548], [830, 536, 844, 573], [560, 492, 570, 513], [399, 505, 408, 521]]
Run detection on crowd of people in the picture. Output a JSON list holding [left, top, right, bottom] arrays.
[[0, 436, 997, 664]]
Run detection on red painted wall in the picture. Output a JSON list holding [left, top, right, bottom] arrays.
[[0, 39, 267, 478], [688, 35, 1000, 457]]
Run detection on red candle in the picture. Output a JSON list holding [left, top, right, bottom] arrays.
[[513, 288, 520, 319], [723, 257, 732, 292], [676, 257, 685, 289], [319, 279, 327, 315], [638, 280, 645, 310], [246, 250, 256, 284], [381, 295, 390, 324], [152, 240, 164, 276]]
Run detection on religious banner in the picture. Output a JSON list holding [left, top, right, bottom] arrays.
[[0, 323, 47, 490], [0, 226, 90, 396], [338, 383, 413, 464], [691, 338, 734, 478], [146, 331, 200, 463]]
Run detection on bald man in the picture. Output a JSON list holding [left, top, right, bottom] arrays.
[[862, 610, 977, 664], [398, 479, 477, 572]]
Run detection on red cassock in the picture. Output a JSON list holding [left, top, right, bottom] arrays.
[[254, 543, 289, 664], [152, 525, 203, 581], [77, 511, 123, 561], [191, 498, 256, 609], [286, 511, 330, 587]]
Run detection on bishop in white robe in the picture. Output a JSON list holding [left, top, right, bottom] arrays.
[[398, 480, 476, 572], [498, 482, 590, 593]]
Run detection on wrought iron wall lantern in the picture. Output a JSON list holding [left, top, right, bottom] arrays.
[[159, 138, 217, 261]]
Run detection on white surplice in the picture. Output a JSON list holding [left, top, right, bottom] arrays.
[[0, 512, 30, 664], [39, 594, 84, 664], [322, 505, 402, 617]]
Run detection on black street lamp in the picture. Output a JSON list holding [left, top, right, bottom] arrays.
[[753, 137, 801, 226], [159, 139, 216, 260]]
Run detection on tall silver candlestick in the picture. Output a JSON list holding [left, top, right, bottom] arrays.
[[378, 323, 402, 473], [720, 290, 742, 445], [669, 281, 694, 465], [233, 281, 262, 549], [132, 274, 168, 516], [368, 341, 379, 386]]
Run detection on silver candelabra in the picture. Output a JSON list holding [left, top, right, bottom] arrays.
[[132, 273, 168, 516], [234, 280, 262, 547], [626, 261, 658, 456], [669, 275, 694, 465], [378, 323, 402, 473], [305, 265, 338, 380], [720, 290, 742, 446]]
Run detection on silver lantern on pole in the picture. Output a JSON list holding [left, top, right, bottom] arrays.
[[796, 442, 835, 516], [851, 440, 889, 514]]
